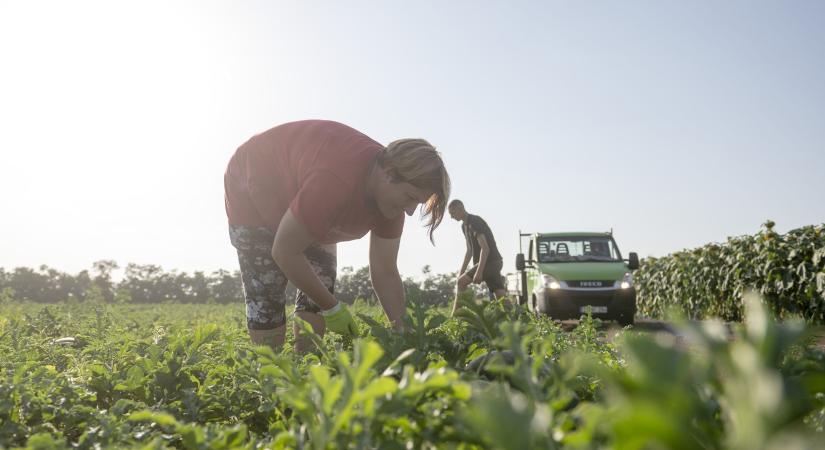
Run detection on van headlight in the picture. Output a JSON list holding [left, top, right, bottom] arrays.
[[620, 272, 633, 289], [542, 274, 561, 290]]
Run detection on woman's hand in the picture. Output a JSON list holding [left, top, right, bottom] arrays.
[[320, 302, 359, 336]]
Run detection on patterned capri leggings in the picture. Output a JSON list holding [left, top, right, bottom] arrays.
[[229, 225, 336, 330]]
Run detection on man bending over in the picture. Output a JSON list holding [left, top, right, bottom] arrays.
[[448, 199, 505, 316]]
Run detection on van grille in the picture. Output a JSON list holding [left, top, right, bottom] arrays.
[[566, 280, 614, 288]]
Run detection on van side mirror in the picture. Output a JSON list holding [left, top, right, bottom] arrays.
[[515, 253, 525, 271], [628, 252, 640, 270]]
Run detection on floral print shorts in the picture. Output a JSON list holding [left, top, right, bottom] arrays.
[[228, 225, 337, 330]]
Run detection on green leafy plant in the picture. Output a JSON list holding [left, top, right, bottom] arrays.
[[635, 221, 825, 323], [0, 294, 823, 448]]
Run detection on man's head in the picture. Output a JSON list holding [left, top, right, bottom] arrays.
[[370, 138, 451, 243], [447, 199, 467, 222]]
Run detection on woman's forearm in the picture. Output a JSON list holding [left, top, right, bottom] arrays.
[[273, 250, 337, 310], [370, 269, 406, 326]]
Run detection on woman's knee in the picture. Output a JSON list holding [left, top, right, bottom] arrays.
[[293, 311, 326, 353], [248, 325, 286, 348]]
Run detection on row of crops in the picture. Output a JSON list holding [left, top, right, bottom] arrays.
[[1, 295, 824, 449], [635, 221, 825, 324]]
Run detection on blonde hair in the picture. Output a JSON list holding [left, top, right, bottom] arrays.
[[377, 138, 451, 243]]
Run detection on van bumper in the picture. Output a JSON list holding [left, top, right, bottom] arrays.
[[538, 287, 636, 322]]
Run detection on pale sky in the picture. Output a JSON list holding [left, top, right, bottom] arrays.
[[1, 1, 824, 280]]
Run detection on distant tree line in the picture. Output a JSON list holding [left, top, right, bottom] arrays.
[[0, 261, 460, 307]]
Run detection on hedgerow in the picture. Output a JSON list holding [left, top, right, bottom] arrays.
[[635, 221, 825, 323]]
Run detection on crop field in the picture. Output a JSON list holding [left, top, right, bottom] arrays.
[[2, 294, 824, 449], [635, 222, 825, 324]]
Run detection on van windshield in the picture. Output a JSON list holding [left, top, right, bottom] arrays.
[[537, 237, 621, 262]]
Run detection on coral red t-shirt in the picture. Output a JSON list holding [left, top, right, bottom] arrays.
[[224, 120, 404, 244]]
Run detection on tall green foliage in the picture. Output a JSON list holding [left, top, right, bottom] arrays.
[[635, 221, 825, 323]]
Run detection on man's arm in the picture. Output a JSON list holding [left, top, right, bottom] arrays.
[[459, 240, 472, 276], [451, 238, 474, 317], [369, 232, 405, 329], [271, 209, 337, 311], [473, 234, 491, 284]]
